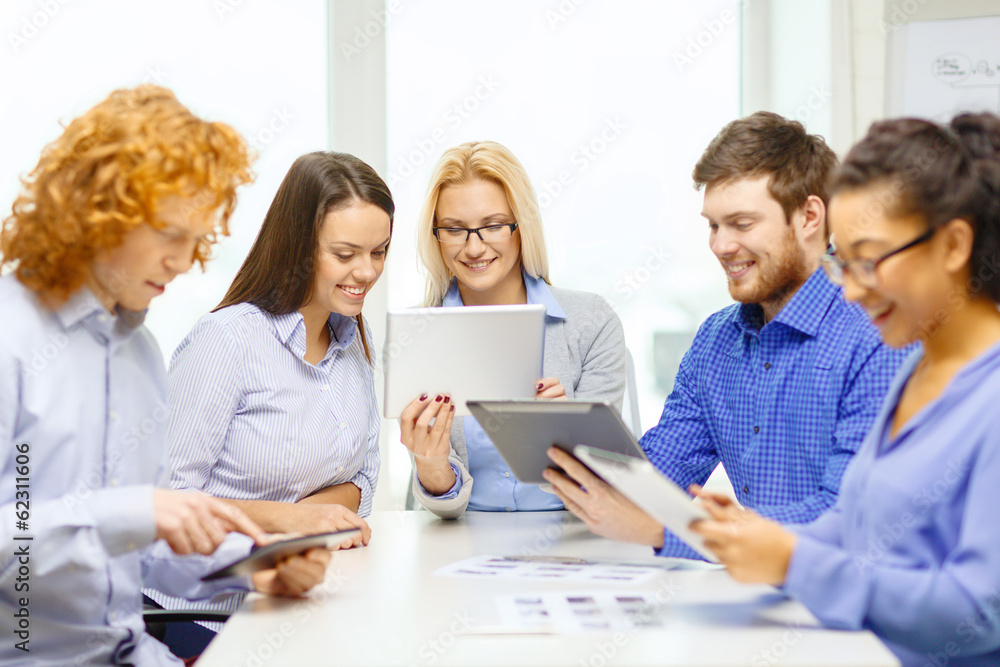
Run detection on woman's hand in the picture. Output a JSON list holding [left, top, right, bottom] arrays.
[[286, 504, 371, 548], [399, 393, 457, 495], [688, 486, 796, 585], [535, 377, 567, 400], [251, 547, 331, 597]]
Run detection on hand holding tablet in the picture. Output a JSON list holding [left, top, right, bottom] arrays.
[[570, 446, 717, 562], [201, 528, 362, 581]]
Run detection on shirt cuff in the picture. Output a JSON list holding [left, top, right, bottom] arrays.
[[783, 533, 868, 631], [654, 528, 707, 561], [349, 473, 374, 518], [419, 462, 462, 500], [87, 484, 157, 557]]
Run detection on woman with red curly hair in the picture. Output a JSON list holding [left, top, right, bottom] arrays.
[[0, 85, 331, 666]]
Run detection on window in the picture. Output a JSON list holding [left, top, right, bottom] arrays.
[[384, 1, 741, 506]]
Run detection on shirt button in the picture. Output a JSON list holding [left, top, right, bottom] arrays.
[[339, 422, 347, 430], [98, 314, 109, 324], [338, 466, 344, 472], [321, 384, 330, 392], [110, 478, 119, 487], [109, 410, 118, 420], [109, 611, 117, 622], [764, 362, 771, 370], [743, 486, 749, 494], [753, 426, 760, 434], [505, 508, 512, 512], [504, 472, 511, 478]]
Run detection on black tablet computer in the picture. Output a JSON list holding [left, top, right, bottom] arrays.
[[201, 529, 361, 581], [465, 400, 648, 484]]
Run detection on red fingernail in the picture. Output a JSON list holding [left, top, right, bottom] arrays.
[[435, 395, 443, 403], [536, 382, 544, 390], [444, 395, 451, 404], [450, 404, 455, 412], [419, 393, 428, 401]]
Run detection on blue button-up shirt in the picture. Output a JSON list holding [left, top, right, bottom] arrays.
[[0, 276, 250, 666], [786, 342, 1000, 666], [432, 273, 564, 511], [641, 269, 908, 557]]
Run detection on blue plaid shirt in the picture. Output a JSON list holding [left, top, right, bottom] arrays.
[[641, 268, 909, 558]]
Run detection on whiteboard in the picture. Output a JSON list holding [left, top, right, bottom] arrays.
[[888, 15, 1000, 121]]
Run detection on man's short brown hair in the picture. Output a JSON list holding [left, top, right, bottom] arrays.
[[693, 111, 839, 222]]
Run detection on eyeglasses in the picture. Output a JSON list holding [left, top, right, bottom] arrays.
[[432, 222, 518, 245], [821, 228, 936, 289]]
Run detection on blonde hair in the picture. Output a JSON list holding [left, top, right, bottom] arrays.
[[416, 141, 549, 305], [1, 85, 253, 307]]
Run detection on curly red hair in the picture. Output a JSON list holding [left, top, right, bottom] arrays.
[[1, 85, 254, 307]]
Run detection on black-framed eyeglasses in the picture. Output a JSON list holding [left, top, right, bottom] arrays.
[[432, 222, 518, 245], [821, 227, 936, 289]]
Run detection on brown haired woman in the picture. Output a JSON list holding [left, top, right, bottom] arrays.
[[0, 85, 331, 666], [145, 152, 391, 646]]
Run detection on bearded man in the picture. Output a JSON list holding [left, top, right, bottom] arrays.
[[546, 112, 909, 558]]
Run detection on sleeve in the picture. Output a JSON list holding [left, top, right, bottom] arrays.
[[1, 487, 157, 584], [166, 318, 244, 491], [640, 336, 719, 492], [140, 532, 253, 601], [350, 340, 381, 517], [751, 341, 905, 525], [788, 504, 846, 549], [573, 296, 627, 411], [785, 437, 1000, 656], [0, 347, 158, 582], [637, 327, 722, 560], [410, 425, 474, 520]]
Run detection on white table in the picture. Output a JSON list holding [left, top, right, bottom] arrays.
[[198, 511, 900, 667]]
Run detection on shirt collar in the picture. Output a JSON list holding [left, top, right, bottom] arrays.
[[734, 267, 838, 337], [441, 269, 566, 319], [56, 287, 146, 339], [270, 310, 358, 358]]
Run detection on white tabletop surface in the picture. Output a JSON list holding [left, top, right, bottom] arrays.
[[197, 510, 900, 667]]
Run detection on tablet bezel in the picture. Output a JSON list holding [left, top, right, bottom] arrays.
[[466, 400, 648, 484], [383, 304, 546, 418]]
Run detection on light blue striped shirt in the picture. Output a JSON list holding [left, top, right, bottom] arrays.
[[147, 302, 381, 622], [0, 276, 251, 667], [165, 303, 381, 513]]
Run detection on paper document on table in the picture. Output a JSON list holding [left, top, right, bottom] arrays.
[[493, 590, 669, 634], [434, 554, 663, 585]]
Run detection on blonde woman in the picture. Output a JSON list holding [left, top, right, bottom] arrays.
[[400, 141, 627, 518]]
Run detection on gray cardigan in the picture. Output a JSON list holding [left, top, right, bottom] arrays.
[[409, 285, 627, 518]]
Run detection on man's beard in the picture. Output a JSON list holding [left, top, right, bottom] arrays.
[[726, 229, 811, 309]]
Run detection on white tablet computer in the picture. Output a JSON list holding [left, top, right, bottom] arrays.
[[383, 304, 546, 418], [465, 400, 648, 484], [572, 445, 717, 562]]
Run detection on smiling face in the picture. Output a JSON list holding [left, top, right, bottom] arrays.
[[828, 185, 945, 348], [87, 195, 214, 312], [303, 201, 391, 320], [702, 175, 814, 317], [435, 178, 524, 305]]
